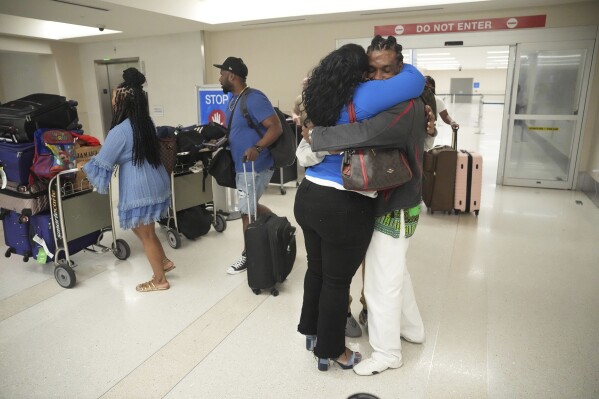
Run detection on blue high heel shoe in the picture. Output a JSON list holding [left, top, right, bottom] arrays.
[[318, 357, 329, 371], [306, 335, 317, 351], [317, 350, 361, 371], [332, 350, 362, 369]]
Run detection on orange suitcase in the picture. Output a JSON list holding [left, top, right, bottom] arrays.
[[454, 150, 482, 215]]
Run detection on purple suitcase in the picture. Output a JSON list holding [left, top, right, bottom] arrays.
[[1, 209, 33, 262], [29, 212, 101, 263], [0, 142, 35, 185]]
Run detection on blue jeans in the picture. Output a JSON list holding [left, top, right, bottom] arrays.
[[294, 179, 375, 359], [236, 168, 274, 215]]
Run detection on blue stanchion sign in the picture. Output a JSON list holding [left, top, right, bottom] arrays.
[[197, 85, 231, 126]]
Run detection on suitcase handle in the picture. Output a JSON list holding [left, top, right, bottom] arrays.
[[451, 126, 458, 150], [241, 160, 257, 223]]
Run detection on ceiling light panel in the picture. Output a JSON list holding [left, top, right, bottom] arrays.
[[0, 14, 120, 40], [108, 0, 488, 25]]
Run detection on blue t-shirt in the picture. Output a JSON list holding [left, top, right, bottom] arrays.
[[306, 63, 425, 185], [226, 88, 276, 173]]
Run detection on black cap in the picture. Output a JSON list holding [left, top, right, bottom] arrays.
[[213, 57, 248, 79]]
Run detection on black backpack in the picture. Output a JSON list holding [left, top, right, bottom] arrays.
[[240, 90, 296, 168]]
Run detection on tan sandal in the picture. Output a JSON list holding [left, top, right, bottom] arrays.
[[162, 257, 176, 273], [136, 280, 169, 292]]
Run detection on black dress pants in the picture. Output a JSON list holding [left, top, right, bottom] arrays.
[[294, 179, 374, 359]]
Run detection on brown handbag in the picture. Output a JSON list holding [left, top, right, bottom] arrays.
[[159, 137, 177, 175], [341, 102, 413, 192]]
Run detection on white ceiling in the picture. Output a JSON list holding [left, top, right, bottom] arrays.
[[0, 0, 587, 70]]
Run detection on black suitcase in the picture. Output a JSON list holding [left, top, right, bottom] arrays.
[[245, 212, 296, 296], [242, 162, 296, 296], [0, 93, 79, 143]]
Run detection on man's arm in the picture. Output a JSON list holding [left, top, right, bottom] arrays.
[[312, 100, 424, 152], [243, 113, 282, 162], [440, 109, 459, 129]]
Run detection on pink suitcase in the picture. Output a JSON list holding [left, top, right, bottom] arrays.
[[454, 150, 482, 215]]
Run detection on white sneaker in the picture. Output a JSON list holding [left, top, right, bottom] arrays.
[[353, 357, 402, 376], [401, 334, 425, 344], [226, 254, 247, 274]]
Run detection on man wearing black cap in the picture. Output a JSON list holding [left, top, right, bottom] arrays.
[[213, 56, 282, 275]]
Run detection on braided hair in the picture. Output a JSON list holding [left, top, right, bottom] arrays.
[[302, 43, 369, 127], [425, 75, 436, 94], [111, 68, 161, 168], [367, 35, 404, 65]]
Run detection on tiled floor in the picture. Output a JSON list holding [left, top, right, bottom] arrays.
[[1, 103, 598, 399]]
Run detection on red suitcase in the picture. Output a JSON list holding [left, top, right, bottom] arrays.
[[454, 150, 482, 215]]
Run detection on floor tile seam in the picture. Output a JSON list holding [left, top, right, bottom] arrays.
[[98, 279, 268, 398], [0, 279, 62, 322], [0, 265, 109, 322], [422, 213, 463, 396]]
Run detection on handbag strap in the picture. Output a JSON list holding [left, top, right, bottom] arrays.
[[348, 101, 357, 123]]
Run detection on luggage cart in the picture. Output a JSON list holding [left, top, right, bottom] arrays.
[[48, 169, 131, 288], [162, 150, 227, 249]]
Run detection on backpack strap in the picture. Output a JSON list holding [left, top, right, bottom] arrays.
[[240, 88, 264, 139]]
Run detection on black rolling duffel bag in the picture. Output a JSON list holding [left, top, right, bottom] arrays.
[[0, 93, 79, 143]]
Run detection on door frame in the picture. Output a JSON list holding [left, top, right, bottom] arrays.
[[337, 25, 598, 188], [94, 57, 140, 136], [502, 40, 595, 189]]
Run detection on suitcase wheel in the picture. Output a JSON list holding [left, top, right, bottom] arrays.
[[252, 288, 261, 295], [271, 288, 279, 297], [23, 252, 31, 262], [475, 210, 479, 216], [5, 248, 13, 258], [280, 187, 287, 195]]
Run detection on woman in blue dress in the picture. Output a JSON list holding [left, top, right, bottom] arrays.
[[294, 44, 424, 371], [83, 68, 173, 292]]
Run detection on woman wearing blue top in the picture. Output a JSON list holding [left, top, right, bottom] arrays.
[[294, 44, 424, 371], [83, 68, 173, 292]]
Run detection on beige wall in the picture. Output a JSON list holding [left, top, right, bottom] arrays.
[[0, 2, 597, 184], [204, 2, 599, 180], [0, 53, 59, 102], [76, 31, 205, 139]]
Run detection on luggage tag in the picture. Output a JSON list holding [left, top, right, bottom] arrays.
[[33, 234, 54, 260]]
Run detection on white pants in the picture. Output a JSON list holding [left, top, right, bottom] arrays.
[[364, 225, 424, 366]]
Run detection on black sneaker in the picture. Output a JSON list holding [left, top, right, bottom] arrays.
[[227, 254, 247, 274]]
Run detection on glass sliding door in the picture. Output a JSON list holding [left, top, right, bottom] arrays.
[[502, 41, 593, 189]]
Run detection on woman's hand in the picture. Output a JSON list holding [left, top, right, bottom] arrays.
[[301, 126, 312, 144], [425, 105, 435, 135]]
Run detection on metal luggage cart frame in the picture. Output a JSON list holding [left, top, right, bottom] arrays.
[[162, 150, 227, 249], [48, 169, 131, 288]]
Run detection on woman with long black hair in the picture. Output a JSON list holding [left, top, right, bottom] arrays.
[[294, 43, 424, 371], [83, 67, 173, 292]]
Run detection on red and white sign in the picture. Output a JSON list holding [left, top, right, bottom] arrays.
[[375, 15, 546, 36]]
